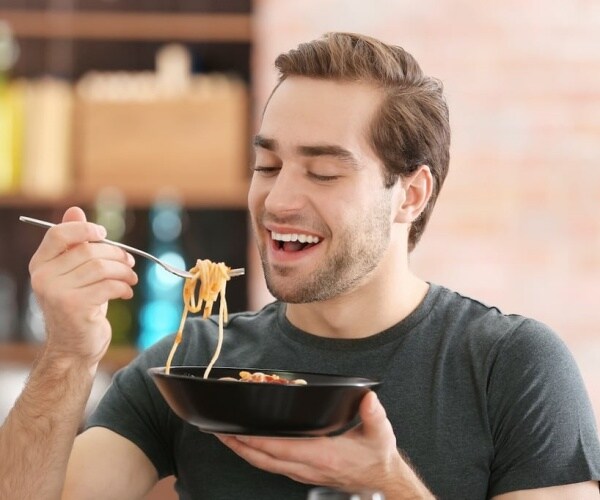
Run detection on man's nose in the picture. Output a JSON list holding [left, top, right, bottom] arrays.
[[263, 167, 305, 214]]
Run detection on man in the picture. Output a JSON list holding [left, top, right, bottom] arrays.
[[1, 33, 599, 499]]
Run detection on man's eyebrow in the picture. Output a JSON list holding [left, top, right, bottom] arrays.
[[297, 144, 361, 170], [253, 135, 277, 151], [253, 135, 362, 170]]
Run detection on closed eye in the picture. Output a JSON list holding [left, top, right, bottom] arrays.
[[252, 166, 280, 177], [308, 172, 341, 182]]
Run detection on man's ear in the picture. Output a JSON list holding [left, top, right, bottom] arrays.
[[394, 165, 433, 223]]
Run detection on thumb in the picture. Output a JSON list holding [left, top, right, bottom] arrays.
[[359, 391, 389, 437], [62, 206, 88, 223]]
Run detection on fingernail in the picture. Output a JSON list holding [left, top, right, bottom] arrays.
[[96, 225, 107, 239], [367, 392, 379, 414], [127, 253, 135, 266]]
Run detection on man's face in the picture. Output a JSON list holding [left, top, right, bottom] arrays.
[[248, 77, 396, 303]]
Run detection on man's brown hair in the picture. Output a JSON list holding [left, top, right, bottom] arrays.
[[272, 32, 451, 251]]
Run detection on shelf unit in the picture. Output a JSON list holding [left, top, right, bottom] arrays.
[[0, 10, 252, 42], [0, 7, 253, 207], [0, 187, 249, 209], [0, 2, 254, 343]]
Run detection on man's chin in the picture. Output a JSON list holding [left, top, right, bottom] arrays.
[[265, 276, 309, 304], [262, 262, 331, 303], [265, 279, 299, 303], [265, 276, 337, 304]]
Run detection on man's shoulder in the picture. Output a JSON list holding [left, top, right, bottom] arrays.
[[430, 283, 525, 326], [428, 283, 557, 349]]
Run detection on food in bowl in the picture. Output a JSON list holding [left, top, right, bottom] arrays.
[[219, 370, 307, 385]]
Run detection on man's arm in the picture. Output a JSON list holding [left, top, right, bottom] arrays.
[[218, 390, 600, 500], [0, 353, 95, 499], [0, 358, 159, 500], [63, 427, 158, 499], [492, 481, 599, 499], [0, 207, 142, 499]]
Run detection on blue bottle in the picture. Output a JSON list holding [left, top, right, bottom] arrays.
[[137, 196, 186, 350]]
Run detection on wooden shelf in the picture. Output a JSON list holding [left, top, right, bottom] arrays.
[[0, 180, 250, 209], [0, 10, 252, 42]]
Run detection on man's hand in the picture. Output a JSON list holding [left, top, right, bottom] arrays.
[[29, 206, 138, 368], [217, 392, 434, 498]]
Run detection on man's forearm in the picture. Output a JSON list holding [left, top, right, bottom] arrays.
[[377, 450, 436, 500], [381, 473, 436, 500], [0, 351, 96, 500]]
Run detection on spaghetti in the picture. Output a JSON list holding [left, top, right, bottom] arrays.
[[164, 259, 231, 378]]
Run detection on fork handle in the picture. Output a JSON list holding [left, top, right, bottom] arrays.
[[20, 216, 139, 254], [19, 216, 244, 279], [19, 216, 176, 269]]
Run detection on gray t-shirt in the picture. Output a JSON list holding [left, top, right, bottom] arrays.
[[87, 284, 600, 499]]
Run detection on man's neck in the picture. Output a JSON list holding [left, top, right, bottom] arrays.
[[285, 262, 429, 339]]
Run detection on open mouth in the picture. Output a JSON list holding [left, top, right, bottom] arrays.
[[271, 231, 321, 252]]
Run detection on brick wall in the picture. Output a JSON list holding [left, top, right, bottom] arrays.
[[250, 0, 600, 425]]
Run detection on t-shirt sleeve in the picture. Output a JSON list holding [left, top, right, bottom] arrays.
[[85, 337, 177, 479], [487, 318, 600, 496]]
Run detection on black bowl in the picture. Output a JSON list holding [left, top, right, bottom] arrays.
[[148, 366, 381, 437]]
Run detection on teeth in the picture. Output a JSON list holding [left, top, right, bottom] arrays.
[[271, 231, 320, 244]]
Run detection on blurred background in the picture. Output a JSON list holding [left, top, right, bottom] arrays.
[[0, 0, 599, 497]]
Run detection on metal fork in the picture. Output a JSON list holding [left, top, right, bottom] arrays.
[[19, 216, 245, 280]]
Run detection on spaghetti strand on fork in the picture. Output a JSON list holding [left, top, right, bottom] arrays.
[[164, 259, 230, 378]]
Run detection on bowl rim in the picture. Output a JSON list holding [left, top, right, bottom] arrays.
[[147, 365, 381, 387]]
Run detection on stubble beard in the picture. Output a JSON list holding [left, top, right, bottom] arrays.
[[256, 196, 393, 304]]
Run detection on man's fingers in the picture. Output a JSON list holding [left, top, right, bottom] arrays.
[[30, 222, 107, 265], [30, 209, 107, 267], [39, 265, 138, 309], [76, 280, 137, 305], [62, 206, 88, 223], [30, 243, 136, 299], [216, 435, 317, 484], [70, 259, 139, 290], [53, 243, 136, 280], [47, 279, 136, 319], [229, 434, 332, 465], [358, 392, 391, 439], [218, 434, 315, 466]]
